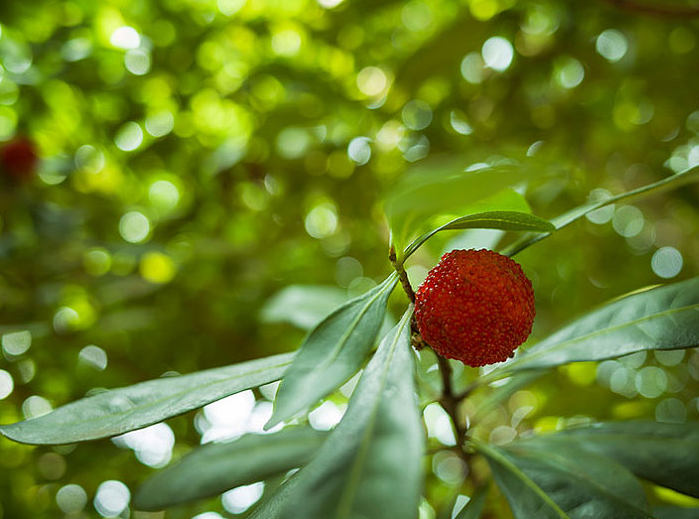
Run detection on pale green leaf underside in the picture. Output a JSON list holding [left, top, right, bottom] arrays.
[[267, 273, 398, 428], [279, 308, 423, 519], [0, 353, 294, 445], [403, 210, 554, 259], [134, 427, 326, 510], [498, 276, 699, 374]]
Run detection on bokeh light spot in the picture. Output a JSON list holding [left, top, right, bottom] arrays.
[[347, 137, 371, 165], [596, 29, 628, 62], [79, 345, 108, 371], [482, 37, 514, 72], [309, 401, 344, 431], [401, 100, 433, 131], [119, 211, 151, 243], [148, 179, 180, 211], [2, 330, 31, 356], [612, 205, 644, 237], [22, 395, 53, 419], [585, 189, 614, 224], [83, 248, 112, 276], [110, 27, 141, 50], [460, 52, 486, 84], [554, 56, 585, 89], [140, 252, 177, 284], [222, 482, 264, 514], [305, 203, 338, 239], [0, 370, 14, 399], [356, 66, 388, 96], [145, 111, 175, 137], [635, 366, 667, 398], [124, 49, 151, 75], [56, 484, 88, 514], [217, 0, 246, 16], [114, 122, 144, 151], [94, 480, 130, 518], [651, 246, 683, 278]]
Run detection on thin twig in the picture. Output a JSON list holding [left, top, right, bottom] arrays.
[[436, 355, 469, 463], [598, 0, 699, 18], [389, 245, 415, 303]]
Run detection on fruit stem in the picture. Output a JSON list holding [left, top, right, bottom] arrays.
[[389, 245, 415, 303], [436, 355, 469, 464]]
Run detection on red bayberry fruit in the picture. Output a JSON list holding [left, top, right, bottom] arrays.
[[414, 248, 535, 367], [1, 137, 38, 181]]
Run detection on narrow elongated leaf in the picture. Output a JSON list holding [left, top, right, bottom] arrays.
[[266, 273, 398, 428], [654, 506, 699, 519], [454, 484, 489, 519], [279, 308, 423, 519], [543, 421, 699, 498], [498, 276, 699, 373], [503, 165, 699, 257], [478, 441, 652, 519], [134, 427, 326, 510], [0, 353, 294, 445], [403, 211, 554, 259]]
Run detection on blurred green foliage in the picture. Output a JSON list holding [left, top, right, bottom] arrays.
[[0, 0, 698, 517]]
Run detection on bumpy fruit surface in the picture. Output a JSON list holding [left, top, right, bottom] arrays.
[[414, 248, 535, 367]]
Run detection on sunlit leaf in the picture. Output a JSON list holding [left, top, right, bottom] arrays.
[[504, 165, 699, 257], [0, 353, 294, 445], [403, 211, 553, 259], [266, 273, 398, 428], [260, 285, 348, 330], [384, 157, 531, 253], [478, 440, 652, 519], [496, 276, 699, 373], [134, 427, 326, 510], [541, 421, 699, 498], [278, 308, 423, 519]]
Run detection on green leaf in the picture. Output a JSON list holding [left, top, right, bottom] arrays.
[[503, 165, 699, 257], [134, 427, 326, 510], [497, 276, 699, 373], [403, 211, 554, 259], [260, 285, 348, 330], [653, 506, 699, 519], [266, 273, 398, 428], [544, 421, 699, 498], [279, 307, 423, 519], [0, 353, 294, 445], [454, 484, 489, 519], [384, 157, 531, 252], [477, 440, 652, 519]]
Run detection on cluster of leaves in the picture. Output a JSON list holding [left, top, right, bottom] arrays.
[[3, 163, 699, 519]]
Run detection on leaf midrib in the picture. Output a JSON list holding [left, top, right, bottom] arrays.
[[334, 310, 412, 519]]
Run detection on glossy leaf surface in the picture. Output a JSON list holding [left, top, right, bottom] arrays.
[[279, 308, 423, 519], [267, 273, 397, 428], [0, 353, 294, 445], [134, 427, 325, 510]]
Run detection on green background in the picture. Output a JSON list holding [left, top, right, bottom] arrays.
[[0, 0, 698, 517]]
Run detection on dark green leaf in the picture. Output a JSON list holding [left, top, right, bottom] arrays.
[[248, 476, 300, 519], [543, 421, 699, 498], [279, 308, 423, 519], [454, 484, 489, 519], [478, 440, 652, 519], [384, 157, 531, 252], [133, 427, 326, 510], [503, 166, 699, 257], [260, 285, 348, 330], [498, 276, 699, 373], [0, 353, 294, 445], [653, 506, 699, 519], [404, 211, 554, 259], [266, 273, 397, 428]]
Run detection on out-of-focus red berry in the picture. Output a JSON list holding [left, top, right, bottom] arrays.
[[1, 137, 38, 181], [414, 249, 535, 367]]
